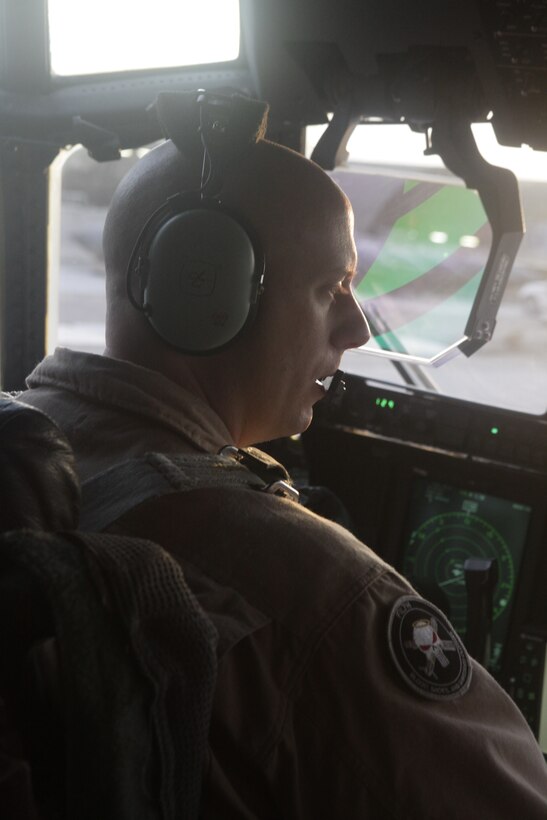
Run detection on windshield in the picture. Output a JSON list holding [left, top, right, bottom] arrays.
[[307, 124, 547, 415], [339, 171, 491, 363]]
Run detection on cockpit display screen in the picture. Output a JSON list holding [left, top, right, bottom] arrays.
[[401, 478, 531, 673]]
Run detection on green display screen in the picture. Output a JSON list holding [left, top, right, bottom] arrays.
[[401, 478, 531, 673]]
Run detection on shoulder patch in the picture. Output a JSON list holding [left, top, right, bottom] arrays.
[[388, 595, 472, 701]]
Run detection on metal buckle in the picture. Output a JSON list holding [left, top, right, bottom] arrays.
[[218, 445, 299, 502], [263, 480, 300, 502]]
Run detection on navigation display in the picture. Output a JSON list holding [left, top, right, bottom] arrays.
[[401, 478, 531, 673]]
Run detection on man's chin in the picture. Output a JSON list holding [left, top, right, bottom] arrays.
[[291, 408, 314, 437], [245, 403, 315, 447]]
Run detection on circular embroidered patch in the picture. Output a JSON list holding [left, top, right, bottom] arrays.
[[388, 595, 472, 701]]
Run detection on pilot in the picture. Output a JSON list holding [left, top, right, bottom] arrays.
[[20, 93, 547, 817]]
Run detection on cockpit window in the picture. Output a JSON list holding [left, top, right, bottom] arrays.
[[47, 0, 240, 77], [307, 124, 547, 415], [51, 146, 148, 354], [345, 173, 490, 363]]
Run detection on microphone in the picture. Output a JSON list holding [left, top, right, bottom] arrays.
[[322, 370, 346, 405]]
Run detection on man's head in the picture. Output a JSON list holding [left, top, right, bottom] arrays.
[[103, 125, 369, 446]]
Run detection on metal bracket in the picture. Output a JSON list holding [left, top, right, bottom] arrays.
[[71, 116, 121, 161], [310, 98, 359, 171], [427, 117, 524, 358]]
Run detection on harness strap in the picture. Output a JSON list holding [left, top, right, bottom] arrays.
[[81, 451, 298, 533]]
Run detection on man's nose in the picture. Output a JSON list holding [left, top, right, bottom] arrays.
[[333, 290, 371, 350]]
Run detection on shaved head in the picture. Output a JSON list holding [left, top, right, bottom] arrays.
[[102, 134, 368, 445], [103, 138, 348, 310]]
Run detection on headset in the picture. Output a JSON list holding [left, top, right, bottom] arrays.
[[126, 90, 267, 354]]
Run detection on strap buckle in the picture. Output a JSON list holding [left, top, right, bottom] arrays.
[[219, 445, 299, 503]]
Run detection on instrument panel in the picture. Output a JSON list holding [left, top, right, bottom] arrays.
[[401, 477, 530, 674], [304, 375, 547, 750]]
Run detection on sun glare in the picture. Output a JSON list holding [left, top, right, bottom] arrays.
[[308, 122, 547, 182], [48, 0, 240, 76]]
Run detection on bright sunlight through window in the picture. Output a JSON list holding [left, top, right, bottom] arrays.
[[48, 0, 240, 76]]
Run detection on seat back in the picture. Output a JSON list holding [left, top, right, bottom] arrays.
[[0, 397, 217, 820], [0, 396, 80, 532]]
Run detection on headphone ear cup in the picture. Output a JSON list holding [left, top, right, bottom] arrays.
[[143, 207, 263, 353]]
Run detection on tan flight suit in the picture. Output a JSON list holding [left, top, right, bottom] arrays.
[[20, 348, 547, 818]]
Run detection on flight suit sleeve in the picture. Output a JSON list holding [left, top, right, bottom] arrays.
[[266, 568, 547, 819]]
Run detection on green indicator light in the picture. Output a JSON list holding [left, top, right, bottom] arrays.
[[376, 396, 396, 409], [490, 426, 499, 435]]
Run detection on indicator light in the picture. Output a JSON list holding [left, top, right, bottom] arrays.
[[490, 427, 499, 436], [375, 397, 396, 409]]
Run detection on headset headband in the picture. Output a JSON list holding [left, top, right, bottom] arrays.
[[153, 89, 269, 196], [125, 90, 269, 355]]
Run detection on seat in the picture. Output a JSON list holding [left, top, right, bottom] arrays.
[[0, 397, 218, 820], [0, 396, 80, 533]]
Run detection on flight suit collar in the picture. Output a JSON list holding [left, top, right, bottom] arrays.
[[25, 347, 234, 455]]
